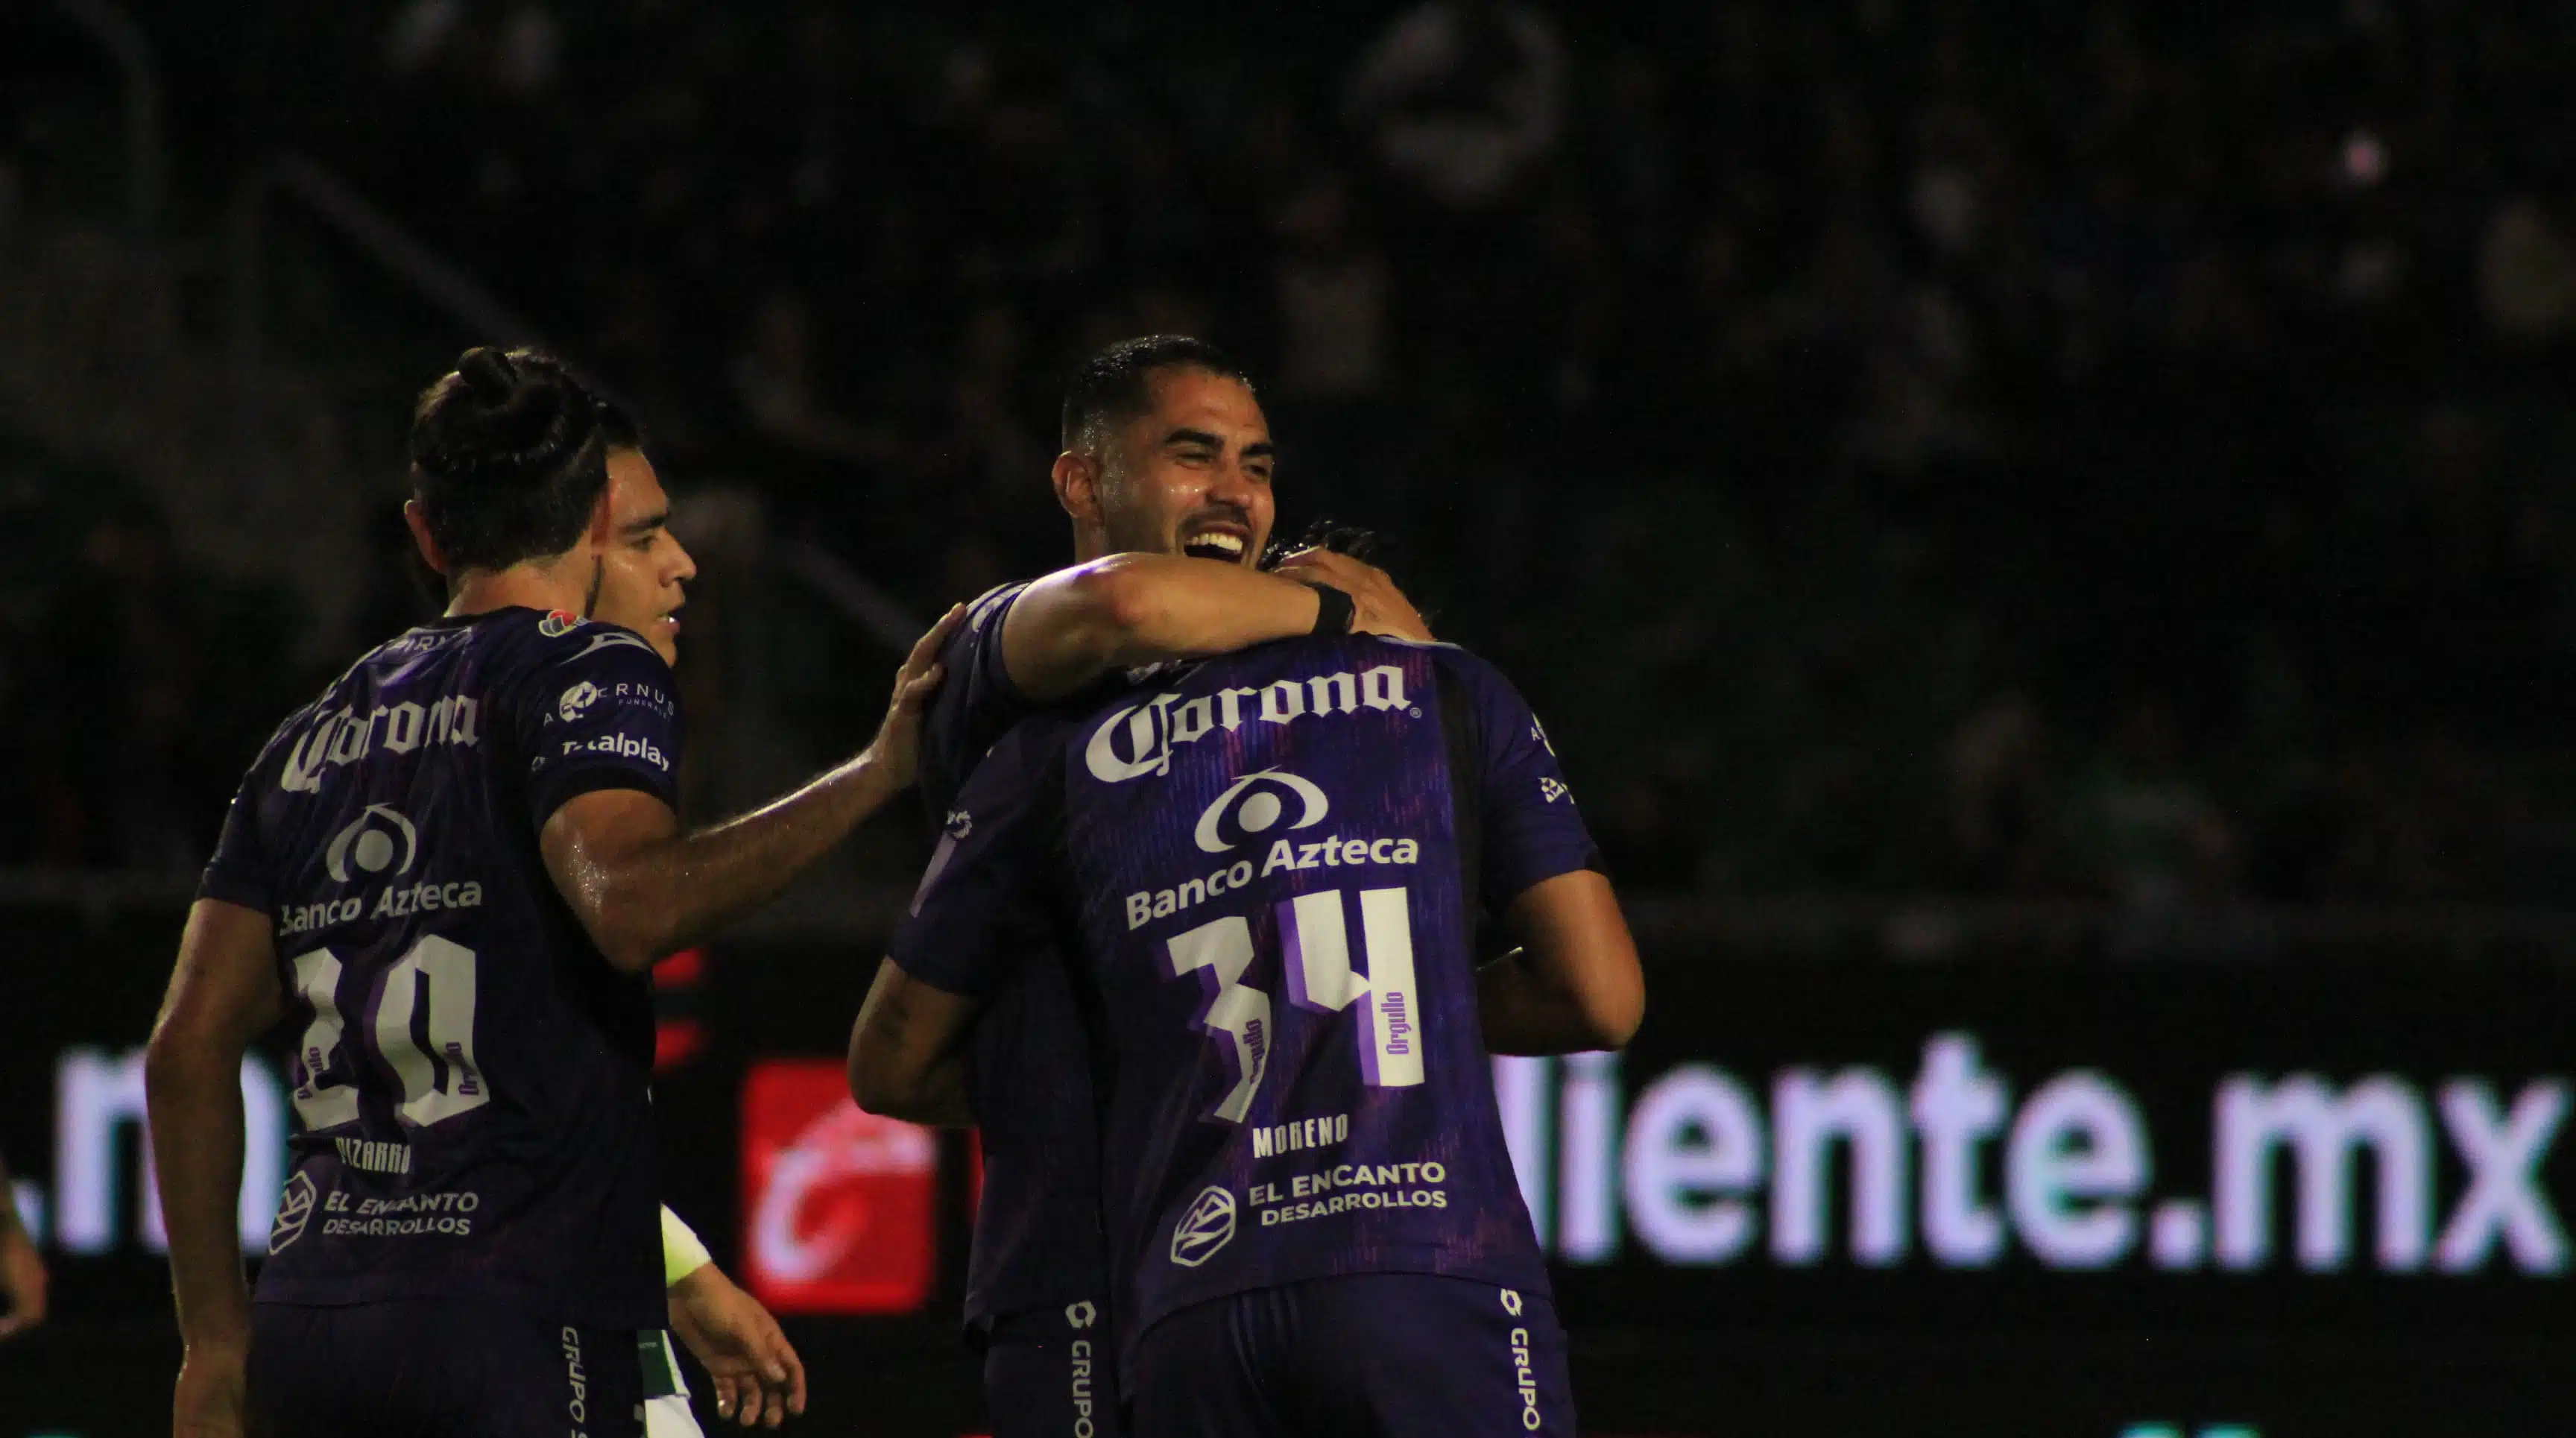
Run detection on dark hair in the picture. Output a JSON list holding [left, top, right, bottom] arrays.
[[1059, 335, 1253, 453], [408, 346, 640, 575], [1262, 519, 1382, 568]]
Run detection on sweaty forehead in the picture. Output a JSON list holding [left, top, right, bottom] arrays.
[[1137, 369, 1268, 447], [605, 448, 667, 523]]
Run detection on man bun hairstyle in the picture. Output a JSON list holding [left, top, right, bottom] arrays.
[[1060, 334, 1254, 454], [408, 346, 640, 575]]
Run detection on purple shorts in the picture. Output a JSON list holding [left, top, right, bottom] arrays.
[[1130, 1274, 1575, 1438], [247, 1300, 644, 1438], [982, 1297, 1126, 1438]]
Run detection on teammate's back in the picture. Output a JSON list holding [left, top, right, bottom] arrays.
[[151, 346, 959, 1438], [203, 605, 684, 1324], [890, 631, 1640, 1435]]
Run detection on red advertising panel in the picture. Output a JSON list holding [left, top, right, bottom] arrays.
[[739, 1059, 938, 1314]]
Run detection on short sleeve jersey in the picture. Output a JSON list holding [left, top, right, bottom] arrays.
[[917, 582, 1114, 1325], [892, 634, 1603, 1348], [198, 607, 683, 1327]]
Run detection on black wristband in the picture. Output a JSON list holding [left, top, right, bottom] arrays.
[[1302, 581, 1356, 637]]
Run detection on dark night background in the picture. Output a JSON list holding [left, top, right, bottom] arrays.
[[4, 2, 2576, 1434]]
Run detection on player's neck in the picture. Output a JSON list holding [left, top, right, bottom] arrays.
[[444, 558, 593, 623]]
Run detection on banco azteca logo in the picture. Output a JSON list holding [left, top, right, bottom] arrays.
[[325, 804, 419, 883], [1170, 1185, 1237, 1267], [1193, 769, 1329, 854], [558, 681, 601, 721]]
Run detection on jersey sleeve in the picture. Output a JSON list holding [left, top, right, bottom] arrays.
[[195, 707, 311, 914], [1452, 652, 1606, 907], [196, 769, 274, 913], [888, 723, 1063, 1000], [919, 582, 1035, 821], [514, 626, 686, 829]]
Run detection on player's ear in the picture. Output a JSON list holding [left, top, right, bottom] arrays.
[[402, 499, 450, 575], [1051, 450, 1105, 528]]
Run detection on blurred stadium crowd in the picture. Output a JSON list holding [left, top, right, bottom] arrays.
[[4, 0, 2575, 916]]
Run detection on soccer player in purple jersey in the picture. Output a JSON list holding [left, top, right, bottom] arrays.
[[855, 590, 1644, 1428], [144, 348, 959, 1438], [910, 336, 1434, 1438]]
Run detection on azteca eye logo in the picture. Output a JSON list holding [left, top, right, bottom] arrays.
[[1193, 769, 1330, 854], [325, 804, 420, 883]]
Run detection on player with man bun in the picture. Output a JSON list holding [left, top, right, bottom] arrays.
[[147, 347, 957, 1437]]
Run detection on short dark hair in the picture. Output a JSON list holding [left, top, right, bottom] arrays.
[[1060, 335, 1253, 453], [408, 347, 640, 575]]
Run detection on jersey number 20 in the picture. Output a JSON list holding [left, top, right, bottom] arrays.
[[1166, 886, 1422, 1123], [285, 938, 490, 1131]]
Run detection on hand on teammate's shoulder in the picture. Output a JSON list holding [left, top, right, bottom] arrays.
[[860, 604, 967, 787], [1272, 547, 1433, 643]]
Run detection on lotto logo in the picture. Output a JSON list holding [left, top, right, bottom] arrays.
[[739, 1061, 939, 1314]]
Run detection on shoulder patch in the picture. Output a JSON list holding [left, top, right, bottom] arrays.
[[538, 609, 585, 637], [573, 630, 659, 663], [966, 581, 1024, 634]]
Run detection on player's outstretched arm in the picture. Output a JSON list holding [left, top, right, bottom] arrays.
[[0, 1149, 46, 1341], [145, 899, 287, 1437], [1001, 548, 1430, 701], [845, 959, 982, 1126], [1479, 871, 1647, 1056], [663, 1207, 807, 1430], [543, 606, 962, 973]]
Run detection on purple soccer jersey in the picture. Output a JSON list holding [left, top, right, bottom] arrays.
[[198, 607, 681, 1328], [918, 582, 1114, 1328], [892, 634, 1603, 1350]]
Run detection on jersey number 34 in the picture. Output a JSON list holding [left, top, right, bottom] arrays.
[[1166, 886, 1421, 1123]]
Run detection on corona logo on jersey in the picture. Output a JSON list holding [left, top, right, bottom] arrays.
[[739, 1060, 938, 1314], [1085, 663, 1415, 783], [280, 698, 483, 792]]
